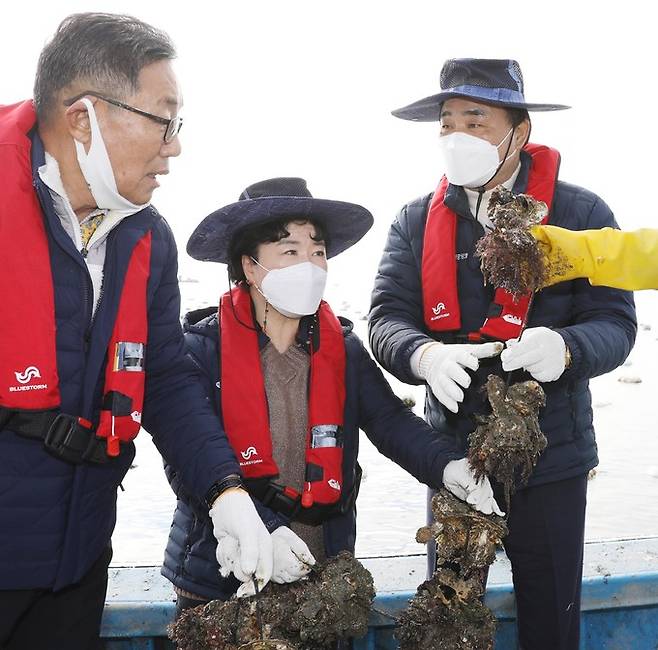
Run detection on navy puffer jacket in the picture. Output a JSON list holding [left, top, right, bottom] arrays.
[[369, 150, 637, 486], [161, 307, 464, 600], [0, 126, 239, 591]]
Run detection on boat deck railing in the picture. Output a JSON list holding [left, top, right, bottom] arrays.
[[102, 536, 658, 649]]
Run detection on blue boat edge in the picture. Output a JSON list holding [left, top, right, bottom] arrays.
[[102, 536, 658, 649]]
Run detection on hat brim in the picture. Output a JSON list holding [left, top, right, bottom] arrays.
[[187, 196, 374, 263], [392, 90, 570, 122]]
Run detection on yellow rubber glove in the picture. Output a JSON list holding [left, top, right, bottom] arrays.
[[531, 225, 658, 290]]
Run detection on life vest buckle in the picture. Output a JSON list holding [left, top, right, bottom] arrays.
[[44, 414, 107, 465], [261, 481, 302, 520]]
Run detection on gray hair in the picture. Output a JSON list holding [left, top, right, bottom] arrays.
[[34, 12, 176, 123]]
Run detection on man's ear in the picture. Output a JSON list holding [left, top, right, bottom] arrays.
[[64, 98, 95, 145], [516, 118, 532, 148]]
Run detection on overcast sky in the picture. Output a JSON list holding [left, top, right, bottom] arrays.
[[4, 0, 656, 306]]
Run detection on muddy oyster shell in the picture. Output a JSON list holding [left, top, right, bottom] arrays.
[[169, 551, 374, 650]]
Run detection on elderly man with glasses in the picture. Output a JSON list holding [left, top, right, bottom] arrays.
[[0, 13, 272, 649]]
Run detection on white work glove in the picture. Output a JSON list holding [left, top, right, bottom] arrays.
[[271, 526, 316, 584], [500, 326, 567, 382], [210, 488, 273, 598], [443, 458, 505, 516], [412, 341, 503, 413]]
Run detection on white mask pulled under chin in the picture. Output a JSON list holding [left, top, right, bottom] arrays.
[[438, 128, 517, 189], [73, 97, 149, 217], [252, 259, 327, 319]]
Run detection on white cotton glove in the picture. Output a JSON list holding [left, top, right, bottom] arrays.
[[210, 488, 273, 598], [271, 526, 316, 584], [412, 341, 504, 413], [500, 326, 567, 383], [443, 458, 505, 516]]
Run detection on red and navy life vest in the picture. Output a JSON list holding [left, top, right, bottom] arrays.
[[421, 143, 560, 341], [0, 100, 151, 457], [220, 286, 346, 508]]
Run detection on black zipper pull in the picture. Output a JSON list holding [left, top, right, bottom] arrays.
[[81, 247, 88, 258]]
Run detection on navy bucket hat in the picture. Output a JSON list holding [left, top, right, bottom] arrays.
[[187, 177, 374, 264], [392, 58, 570, 122]]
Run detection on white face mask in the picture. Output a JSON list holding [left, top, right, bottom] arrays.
[[438, 128, 517, 188], [252, 259, 327, 319], [74, 97, 149, 217]]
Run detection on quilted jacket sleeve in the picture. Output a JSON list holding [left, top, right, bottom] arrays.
[[140, 222, 241, 502], [369, 199, 436, 385], [179, 325, 289, 533]]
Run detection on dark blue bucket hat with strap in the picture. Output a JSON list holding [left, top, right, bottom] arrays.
[[392, 58, 570, 122]]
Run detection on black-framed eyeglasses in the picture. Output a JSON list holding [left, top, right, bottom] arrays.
[[63, 91, 183, 144]]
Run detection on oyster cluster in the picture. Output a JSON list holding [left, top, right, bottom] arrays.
[[475, 186, 550, 297], [469, 374, 547, 512], [416, 488, 508, 575], [397, 572, 497, 650], [397, 489, 507, 650], [398, 182, 553, 646], [169, 552, 374, 650]]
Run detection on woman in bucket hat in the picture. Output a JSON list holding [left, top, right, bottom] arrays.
[[369, 58, 636, 649], [161, 177, 501, 632]]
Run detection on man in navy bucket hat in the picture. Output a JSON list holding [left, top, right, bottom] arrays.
[[369, 58, 636, 649]]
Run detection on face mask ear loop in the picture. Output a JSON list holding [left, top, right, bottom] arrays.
[[249, 256, 273, 305], [474, 126, 516, 191], [251, 256, 270, 273], [247, 256, 274, 332]]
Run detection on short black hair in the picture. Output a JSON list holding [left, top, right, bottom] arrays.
[[227, 218, 328, 285], [34, 12, 176, 123]]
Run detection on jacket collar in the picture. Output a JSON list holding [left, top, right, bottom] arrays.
[[182, 302, 314, 351], [30, 126, 47, 179], [183, 301, 352, 352]]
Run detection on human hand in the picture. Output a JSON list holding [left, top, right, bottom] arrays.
[[271, 526, 316, 584], [210, 488, 273, 597], [413, 341, 503, 413], [501, 326, 567, 382], [442, 458, 504, 516]]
